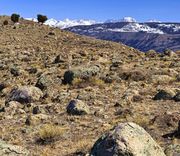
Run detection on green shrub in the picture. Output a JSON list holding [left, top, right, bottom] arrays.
[[37, 14, 48, 23], [11, 13, 20, 23]]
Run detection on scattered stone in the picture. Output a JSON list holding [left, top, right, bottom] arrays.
[[27, 67, 38, 74], [0, 139, 29, 156], [32, 106, 41, 114], [0, 83, 6, 92], [174, 92, 180, 102], [53, 54, 65, 64], [10, 66, 20, 76], [6, 86, 43, 105], [153, 89, 175, 100], [66, 99, 90, 115], [177, 74, 180, 82], [35, 76, 49, 90], [90, 122, 165, 156]]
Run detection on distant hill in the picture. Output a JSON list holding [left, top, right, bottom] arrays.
[[65, 21, 180, 52]]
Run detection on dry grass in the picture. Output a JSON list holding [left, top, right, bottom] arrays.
[[38, 124, 68, 144], [72, 77, 105, 88]]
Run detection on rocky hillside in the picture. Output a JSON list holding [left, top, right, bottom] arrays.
[[66, 22, 180, 52], [0, 16, 180, 156]]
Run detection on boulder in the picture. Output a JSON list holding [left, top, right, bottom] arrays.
[[63, 65, 100, 84], [90, 122, 165, 156], [66, 99, 90, 115], [6, 86, 43, 104], [0, 140, 29, 156], [153, 89, 175, 100]]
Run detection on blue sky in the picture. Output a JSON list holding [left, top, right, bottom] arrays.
[[0, 0, 179, 22]]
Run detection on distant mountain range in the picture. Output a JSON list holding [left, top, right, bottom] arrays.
[[27, 17, 180, 52]]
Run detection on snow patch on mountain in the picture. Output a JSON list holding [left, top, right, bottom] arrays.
[[108, 23, 164, 34], [158, 24, 180, 32]]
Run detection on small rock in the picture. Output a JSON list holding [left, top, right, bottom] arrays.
[[32, 106, 41, 114], [174, 92, 180, 102], [53, 55, 65, 64], [0, 83, 6, 92], [67, 99, 90, 115], [90, 122, 165, 156], [27, 67, 38, 74], [35, 76, 49, 90], [10, 66, 20, 76], [176, 74, 180, 82]]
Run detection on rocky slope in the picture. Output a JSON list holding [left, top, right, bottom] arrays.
[[0, 16, 180, 156], [66, 22, 180, 52]]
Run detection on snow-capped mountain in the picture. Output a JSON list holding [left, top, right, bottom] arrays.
[[26, 18, 97, 29], [44, 18, 97, 29]]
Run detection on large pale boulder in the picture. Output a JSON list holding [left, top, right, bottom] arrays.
[[90, 122, 165, 156], [6, 86, 43, 104]]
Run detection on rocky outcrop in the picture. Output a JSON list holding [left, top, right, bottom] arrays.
[[90, 122, 165, 156]]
